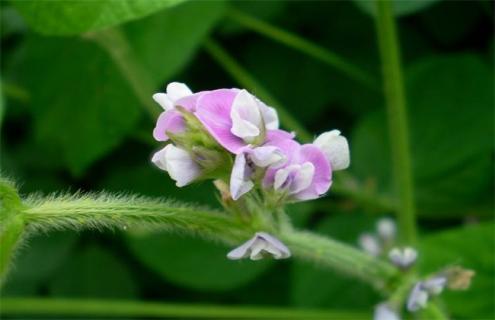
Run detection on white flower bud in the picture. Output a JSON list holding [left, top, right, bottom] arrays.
[[358, 233, 381, 256], [227, 232, 291, 260], [422, 276, 447, 295], [313, 130, 350, 171], [377, 218, 396, 241], [374, 303, 401, 320], [407, 282, 429, 312], [152, 144, 201, 187], [388, 247, 417, 268]]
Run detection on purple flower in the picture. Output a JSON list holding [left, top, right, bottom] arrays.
[[262, 138, 332, 201], [152, 82, 205, 141], [388, 247, 418, 269], [227, 232, 291, 260], [194, 89, 279, 154]]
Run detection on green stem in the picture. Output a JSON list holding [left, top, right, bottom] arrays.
[[375, 0, 417, 245], [281, 229, 398, 289], [0, 298, 367, 319], [226, 7, 378, 90], [85, 28, 159, 120], [203, 38, 312, 142], [14, 192, 396, 288]]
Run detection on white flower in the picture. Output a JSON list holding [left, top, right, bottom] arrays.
[[152, 144, 201, 187], [407, 282, 429, 312], [152, 82, 192, 111], [388, 247, 417, 268], [358, 233, 381, 256], [227, 232, 291, 260], [230, 146, 286, 200], [374, 303, 401, 320], [377, 218, 396, 241], [422, 276, 447, 295], [313, 130, 350, 171], [230, 90, 279, 143]]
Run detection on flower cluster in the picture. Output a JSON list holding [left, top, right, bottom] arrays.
[[151, 82, 350, 260]]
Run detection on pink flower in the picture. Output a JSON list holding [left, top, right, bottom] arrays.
[[152, 82, 205, 141], [263, 138, 332, 201], [194, 89, 279, 154]]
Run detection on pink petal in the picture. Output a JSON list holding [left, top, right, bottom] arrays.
[[195, 89, 246, 153], [152, 110, 185, 141]]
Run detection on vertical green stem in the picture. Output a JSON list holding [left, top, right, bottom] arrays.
[[375, 0, 417, 244], [203, 38, 312, 142]]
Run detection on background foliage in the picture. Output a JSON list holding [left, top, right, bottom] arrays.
[[1, 0, 493, 319]]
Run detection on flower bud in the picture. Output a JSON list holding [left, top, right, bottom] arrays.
[[358, 233, 381, 256], [407, 282, 429, 312], [313, 130, 350, 171], [388, 247, 417, 269], [374, 303, 400, 320], [377, 218, 396, 241], [152, 144, 201, 187]]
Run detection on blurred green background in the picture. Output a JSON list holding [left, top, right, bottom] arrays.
[[0, 0, 493, 319]]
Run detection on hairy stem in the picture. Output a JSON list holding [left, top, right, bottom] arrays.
[[203, 38, 312, 142], [281, 229, 398, 289], [0, 298, 367, 319], [226, 7, 378, 90], [3, 190, 398, 289], [375, 0, 417, 245]]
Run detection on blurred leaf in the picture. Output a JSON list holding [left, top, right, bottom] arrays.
[[352, 0, 441, 17], [352, 54, 494, 217], [12, 0, 184, 36], [123, 0, 225, 85], [127, 232, 273, 292], [291, 213, 379, 309], [16, 36, 141, 176], [1, 232, 77, 296], [221, 1, 287, 35], [49, 245, 137, 298], [420, 222, 495, 319], [11, 1, 224, 176]]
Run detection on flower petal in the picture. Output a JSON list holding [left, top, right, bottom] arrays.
[[230, 153, 255, 200], [161, 144, 201, 187], [152, 110, 185, 141], [230, 90, 263, 141], [152, 93, 174, 111], [314, 130, 350, 171], [195, 89, 246, 153], [166, 82, 192, 102]]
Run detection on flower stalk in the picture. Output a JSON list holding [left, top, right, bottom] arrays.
[[375, 0, 417, 245]]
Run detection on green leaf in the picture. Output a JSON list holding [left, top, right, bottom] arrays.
[[420, 222, 495, 319], [352, 0, 440, 17], [351, 54, 494, 217], [49, 245, 138, 298], [13, 0, 185, 36], [11, 1, 224, 175], [126, 232, 272, 292], [1, 232, 77, 296], [15, 36, 141, 176], [291, 213, 379, 309]]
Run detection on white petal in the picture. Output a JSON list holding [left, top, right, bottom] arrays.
[[152, 93, 174, 111], [230, 90, 263, 141], [227, 237, 257, 260], [389, 247, 417, 268], [407, 283, 429, 312], [374, 303, 400, 320], [257, 101, 279, 130], [151, 147, 168, 171], [230, 153, 254, 200], [273, 165, 293, 191], [163, 144, 201, 187], [314, 130, 350, 171], [166, 82, 192, 102], [423, 276, 447, 295], [250, 146, 286, 167], [289, 162, 315, 194], [249, 239, 267, 260]]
